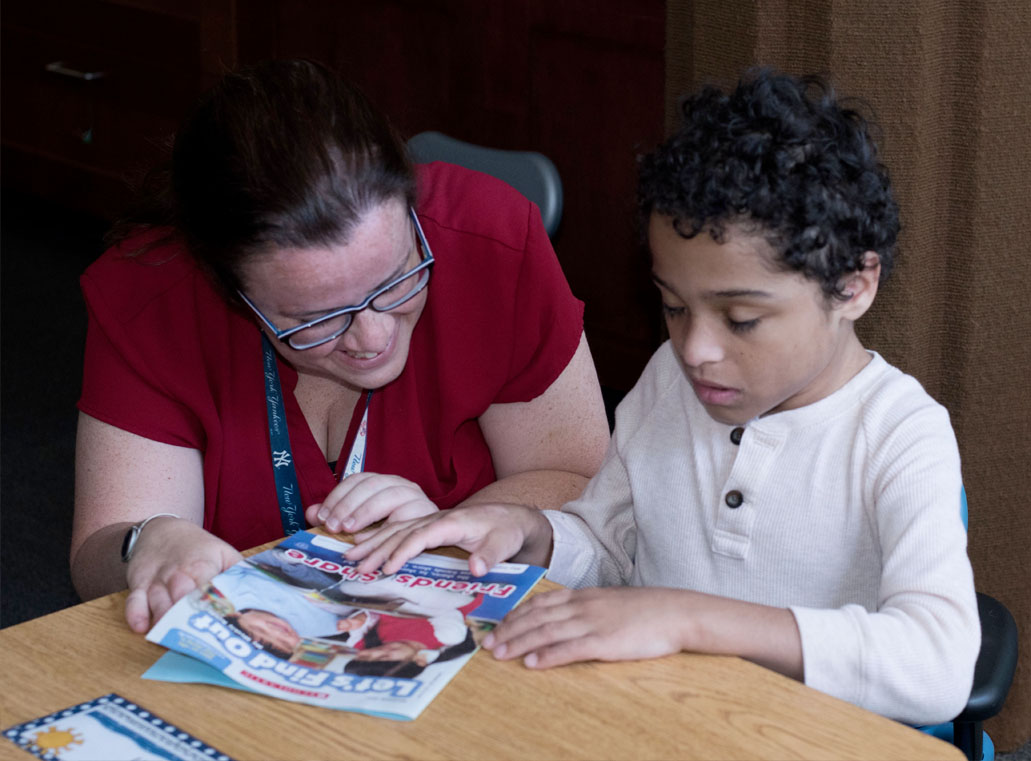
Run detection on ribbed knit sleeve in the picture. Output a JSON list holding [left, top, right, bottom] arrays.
[[790, 386, 979, 724], [544, 344, 683, 587]]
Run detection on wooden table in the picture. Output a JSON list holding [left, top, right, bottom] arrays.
[[0, 568, 960, 760]]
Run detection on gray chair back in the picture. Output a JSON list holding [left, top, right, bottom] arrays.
[[407, 131, 563, 238]]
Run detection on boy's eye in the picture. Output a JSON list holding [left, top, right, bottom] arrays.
[[728, 317, 760, 333], [661, 303, 686, 317]]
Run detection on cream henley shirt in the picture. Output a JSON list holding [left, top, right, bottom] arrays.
[[545, 342, 979, 725]]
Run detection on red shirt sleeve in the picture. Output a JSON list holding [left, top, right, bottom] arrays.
[[79, 278, 205, 448], [77, 233, 290, 550], [78, 234, 210, 448], [495, 200, 583, 403]]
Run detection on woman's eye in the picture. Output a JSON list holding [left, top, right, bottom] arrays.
[[728, 317, 760, 333], [661, 303, 686, 317]]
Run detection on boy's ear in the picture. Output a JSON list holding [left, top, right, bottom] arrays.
[[836, 251, 881, 320]]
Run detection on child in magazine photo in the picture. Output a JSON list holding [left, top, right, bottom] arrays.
[[345, 68, 981, 727], [214, 560, 483, 678], [218, 550, 488, 676]]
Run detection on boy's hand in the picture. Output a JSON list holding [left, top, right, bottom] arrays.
[[305, 472, 439, 534], [484, 586, 689, 668], [344, 504, 553, 576]]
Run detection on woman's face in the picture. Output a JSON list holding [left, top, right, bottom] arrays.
[[239, 198, 428, 391]]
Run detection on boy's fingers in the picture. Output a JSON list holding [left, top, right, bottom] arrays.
[[347, 518, 426, 566], [353, 516, 445, 573], [351, 505, 528, 575], [345, 524, 394, 556], [502, 588, 573, 623], [351, 535, 404, 574], [361, 532, 417, 575], [352, 515, 414, 542], [492, 616, 587, 661], [524, 635, 601, 669], [379, 522, 460, 575], [374, 513, 491, 575], [490, 600, 581, 655], [465, 529, 522, 576]]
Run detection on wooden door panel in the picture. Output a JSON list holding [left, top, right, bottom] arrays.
[[527, 13, 665, 388]]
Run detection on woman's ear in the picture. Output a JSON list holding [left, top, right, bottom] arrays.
[[837, 251, 881, 320]]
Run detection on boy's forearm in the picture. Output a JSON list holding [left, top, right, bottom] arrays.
[[675, 589, 804, 681]]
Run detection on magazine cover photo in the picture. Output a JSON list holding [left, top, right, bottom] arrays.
[[145, 531, 545, 720]]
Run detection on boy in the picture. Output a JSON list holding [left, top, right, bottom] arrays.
[[344, 69, 979, 725]]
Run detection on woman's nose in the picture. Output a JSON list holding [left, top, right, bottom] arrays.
[[341, 308, 392, 350]]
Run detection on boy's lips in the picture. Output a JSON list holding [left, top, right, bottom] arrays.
[[690, 377, 740, 406]]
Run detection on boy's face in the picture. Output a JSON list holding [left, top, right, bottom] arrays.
[[649, 213, 870, 425]]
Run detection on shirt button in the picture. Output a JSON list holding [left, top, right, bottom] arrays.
[[730, 427, 744, 445], [725, 490, 744, 508]]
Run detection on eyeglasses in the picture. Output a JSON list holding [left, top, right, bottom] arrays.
[[238, 207, 435, 350]]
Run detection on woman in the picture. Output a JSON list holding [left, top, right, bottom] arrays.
[[70, 59, 610, 634]]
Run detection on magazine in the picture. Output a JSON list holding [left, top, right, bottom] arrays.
[[145, 531, 545, 720]]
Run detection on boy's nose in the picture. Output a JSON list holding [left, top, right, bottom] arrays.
[[678, 320, 724, 367]]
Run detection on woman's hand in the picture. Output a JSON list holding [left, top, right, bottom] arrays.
[[344, 503, 554, 576], [123, 517, 242, 633], [483, 586, 690, 668], [305, 472, 439, 534], [72, 414, 219, 633]]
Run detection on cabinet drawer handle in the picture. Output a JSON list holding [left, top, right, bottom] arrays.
[[45, 61, 105, 81]]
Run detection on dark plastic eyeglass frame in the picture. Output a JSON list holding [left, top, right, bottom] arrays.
[[237, 207, 435, 350]]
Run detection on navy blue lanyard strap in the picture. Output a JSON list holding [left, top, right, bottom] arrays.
[[262, 333, 305, 535], [261, 334, 372, 535]]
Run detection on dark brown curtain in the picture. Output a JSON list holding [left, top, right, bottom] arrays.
[[666, 0, 1031, 750]]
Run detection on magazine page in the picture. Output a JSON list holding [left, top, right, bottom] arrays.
[[145, 532, 545, 720]]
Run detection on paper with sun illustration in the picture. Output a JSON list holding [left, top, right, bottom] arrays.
[[2, 694, 234, 761]]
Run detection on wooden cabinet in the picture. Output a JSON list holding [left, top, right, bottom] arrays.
[[1, 0, 235, 219], [2, 0, 665, 389]]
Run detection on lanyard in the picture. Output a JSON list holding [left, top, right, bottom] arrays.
[[342, 390, 372, 479], [261, 334, 371, 535]]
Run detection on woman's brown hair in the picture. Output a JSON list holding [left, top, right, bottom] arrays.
[[109, 59, 416, 298]]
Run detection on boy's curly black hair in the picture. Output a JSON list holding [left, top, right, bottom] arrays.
[[638, 68, 899, 299]]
